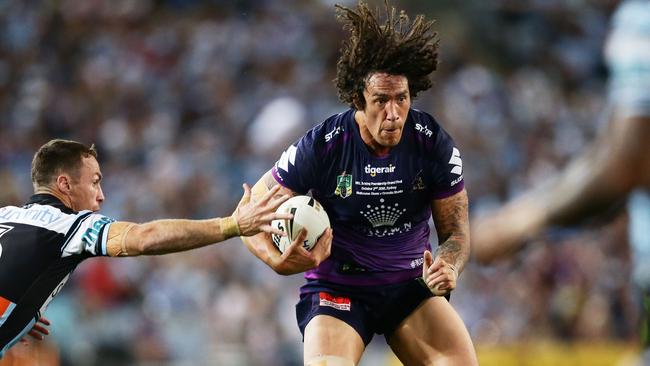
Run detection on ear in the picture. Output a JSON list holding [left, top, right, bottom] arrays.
[[55, 175, 72, 194]]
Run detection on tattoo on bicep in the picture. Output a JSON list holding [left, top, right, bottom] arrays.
[[432, 190, 470, 267]]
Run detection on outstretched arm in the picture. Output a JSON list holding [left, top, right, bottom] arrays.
[[423, 189, 470, 296], [105, 183, 292, 257], [472, 114, 650, 263]]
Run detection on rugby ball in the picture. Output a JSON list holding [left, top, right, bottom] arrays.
[[271, 196, 330, 253]]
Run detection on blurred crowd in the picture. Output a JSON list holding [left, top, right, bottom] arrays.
[[0, 0, 638, 365]]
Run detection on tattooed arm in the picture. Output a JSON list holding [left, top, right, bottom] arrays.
[[240, 170, 333, 275], [422, 189, 470, 295]]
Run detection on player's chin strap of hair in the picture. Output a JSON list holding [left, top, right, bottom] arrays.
[[306, 355, 356, 366]]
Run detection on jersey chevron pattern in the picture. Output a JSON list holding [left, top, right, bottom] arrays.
[[0, 194, 114, 357], [272, 108, 465, 286]]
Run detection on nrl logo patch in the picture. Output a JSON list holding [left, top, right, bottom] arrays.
[[334, 172, 353, 198]]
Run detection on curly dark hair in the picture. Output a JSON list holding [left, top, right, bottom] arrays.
[[335, 1, 439, 109]]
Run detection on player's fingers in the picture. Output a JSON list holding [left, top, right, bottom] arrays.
[[263, 225, 287, 237], [32, 324, 49, 335], [432, 283, 452, 296], [289, 229, 308, 247], [314, 228, 333, 259], [260, 184, 282, 204], [27, 330, 43, 340], [428, 264, 453, 277], [271, 212, 293, 221], [427, 256, 446, 274], [427, 273, 454, 288], [423, 250, 433, 277], [423, 250, 433, 268], [323, 228, 333, 255], [237, 183, 253, 207], [270, 193, 291, 206], [38, 317, 51, 326]]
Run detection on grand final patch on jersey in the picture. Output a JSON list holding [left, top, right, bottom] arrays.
[[334, 172, 353, 198]]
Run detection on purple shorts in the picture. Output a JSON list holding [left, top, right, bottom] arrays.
[[296, 278, 440, 346]]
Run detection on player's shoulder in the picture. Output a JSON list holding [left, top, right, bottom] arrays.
[[299, 109, 354, 150], [407, 108, 447, 144]]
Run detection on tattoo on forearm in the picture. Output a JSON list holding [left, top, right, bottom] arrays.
[[432, 190, 470, 272]]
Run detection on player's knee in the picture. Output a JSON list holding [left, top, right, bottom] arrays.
[[305, 355, 356, 366]]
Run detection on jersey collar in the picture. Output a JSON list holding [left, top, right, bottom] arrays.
[[25, 194, 75, 214]]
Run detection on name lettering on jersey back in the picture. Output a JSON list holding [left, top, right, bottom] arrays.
[[0, 206, 61, 226], [365, 164, 396, 177], [415, 123, 433, 137]]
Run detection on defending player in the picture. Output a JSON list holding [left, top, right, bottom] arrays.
[[0, 139, 294, 358], [241, 3, 478, 365], [471, 0, 650, 362]]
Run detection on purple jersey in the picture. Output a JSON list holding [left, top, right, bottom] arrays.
[[272, 108, 464, 285]]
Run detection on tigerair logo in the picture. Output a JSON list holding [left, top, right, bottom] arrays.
[[365, 164, 396, 177]]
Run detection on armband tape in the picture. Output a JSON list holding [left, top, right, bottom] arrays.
[[118, 223, 136, 257], [220, 216, 241, 237]]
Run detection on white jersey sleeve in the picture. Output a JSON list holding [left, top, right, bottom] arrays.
[[61, 211, 115, 257]]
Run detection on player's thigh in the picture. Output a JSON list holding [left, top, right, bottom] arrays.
[[304, 314, 365, 365], [387, 296, 478, 366]]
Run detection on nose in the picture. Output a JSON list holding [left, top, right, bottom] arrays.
[[97, 185, 105, 203], [385, 101, 399, 122]]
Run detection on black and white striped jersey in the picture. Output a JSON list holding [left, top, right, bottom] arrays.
[[0, 194, 115, 357]]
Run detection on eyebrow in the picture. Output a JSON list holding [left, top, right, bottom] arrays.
[[371, 90, 409, 98], [95, 173, 103, 182]]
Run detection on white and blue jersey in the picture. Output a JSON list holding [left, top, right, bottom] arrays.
[[0, 194, 114, 358], [272, 108, 464, 286], [605, 0, 650, 289]]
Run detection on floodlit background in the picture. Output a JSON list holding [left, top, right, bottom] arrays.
[[0, 0, 642, 365]]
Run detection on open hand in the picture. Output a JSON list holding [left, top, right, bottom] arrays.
[[234, 184, 293, 237]]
